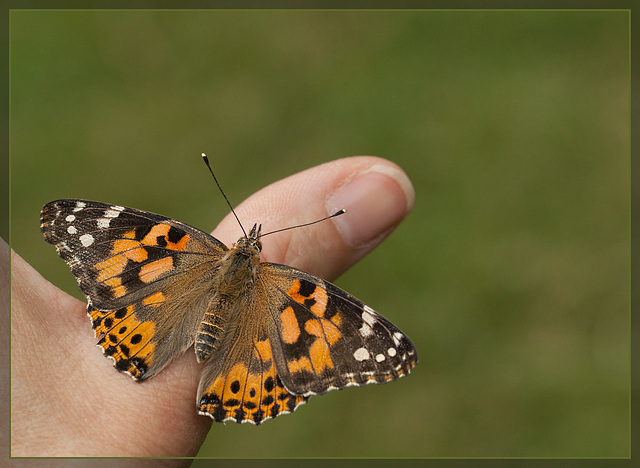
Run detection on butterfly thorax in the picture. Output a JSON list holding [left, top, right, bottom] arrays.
[[194, 224, 263, 362], [213, 237, 261, 299]]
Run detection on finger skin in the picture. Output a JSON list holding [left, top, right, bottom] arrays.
[[214, 155, 414, 280], [10, 156, 413, 457]]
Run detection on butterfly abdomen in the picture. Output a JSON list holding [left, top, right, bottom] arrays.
[[195, 301, 227, 362], [195, 242, 261, 363]]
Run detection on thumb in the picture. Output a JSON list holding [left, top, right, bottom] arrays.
[[212, 155, 415, 281]]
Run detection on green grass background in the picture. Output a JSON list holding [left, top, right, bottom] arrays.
[[10, 10, 629, 458]]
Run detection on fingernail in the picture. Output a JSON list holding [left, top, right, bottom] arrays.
[[327, 165, 414, 248]]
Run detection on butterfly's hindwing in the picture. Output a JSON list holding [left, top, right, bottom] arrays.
[[88, 303, 158, 380], [197, 296, 309, 425]]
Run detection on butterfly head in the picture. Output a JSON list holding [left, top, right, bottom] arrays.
[[233, 223, 262, 254]]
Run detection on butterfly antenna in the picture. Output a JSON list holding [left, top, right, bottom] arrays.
[[201, 153, 247, 238], [261, 209, 347, 238]]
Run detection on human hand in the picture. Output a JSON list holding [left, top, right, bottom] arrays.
[[9, 156, 414, 458]]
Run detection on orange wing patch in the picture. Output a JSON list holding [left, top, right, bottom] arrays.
[[139, 257, 174, 283], [142, 291, 166, 306], [305, 317, 341, 373], [287, 355, 313, 374], [280, 307, 300, 344]]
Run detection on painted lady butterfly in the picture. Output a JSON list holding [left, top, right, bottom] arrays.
[[40, 163, 417, 425]]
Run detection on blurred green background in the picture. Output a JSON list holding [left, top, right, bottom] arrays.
[[10, 10, 629, 457]]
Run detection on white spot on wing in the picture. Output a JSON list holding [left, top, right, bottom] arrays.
[[388, 347, 397, 357], [73, 201, 86, 212], [104, 208, 122, 218], [359, 306, 377, 337], [353, 347, 370, 361], [393, 332, 404, 346], [65, 214, 76, 222], [79, 234, 94, 247], [97, 218, 111, 229], [67, 226, 77, 234], [362, 309, 376, 326], [375, 353, 386, 362], [359, 322, 373, 337]]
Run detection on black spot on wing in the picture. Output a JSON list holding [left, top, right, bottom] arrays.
[[297, 279, 317, 298], [167, 225, 187, 244]]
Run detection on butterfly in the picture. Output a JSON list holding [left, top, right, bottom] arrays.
[[40, 164, 417, 425]]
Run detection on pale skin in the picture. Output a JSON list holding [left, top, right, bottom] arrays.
[[7, 156, 415, 460]]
